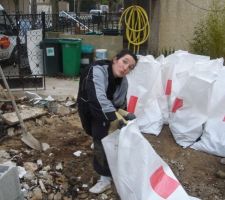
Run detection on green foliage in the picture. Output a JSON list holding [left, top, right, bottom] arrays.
[[190, 0, 225, 59], [101, 0, 109, 4]]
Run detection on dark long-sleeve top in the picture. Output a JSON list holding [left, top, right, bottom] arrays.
[[77, 60, 128, 122]]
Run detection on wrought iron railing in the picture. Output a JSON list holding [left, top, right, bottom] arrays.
[[47, 12, 122, 35]]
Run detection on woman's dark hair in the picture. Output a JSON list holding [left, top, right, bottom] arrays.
[[115, 49, 138, 64]]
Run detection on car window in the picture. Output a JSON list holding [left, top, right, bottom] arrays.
[[90, 10, 102, 15]]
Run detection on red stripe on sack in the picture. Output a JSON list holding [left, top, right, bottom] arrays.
[[172, 98, 183, 113], [150, 166, 180, 199], [223, 116, 225, 122], [127, 96, 138, 113], [165, 79, 172, 95]]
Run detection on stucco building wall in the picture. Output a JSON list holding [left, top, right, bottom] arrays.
[[0, 0, 29, 14], [157, 0, 225, 53], [47, 32, 123, 59]]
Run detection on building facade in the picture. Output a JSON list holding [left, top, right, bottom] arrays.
[[0, 0, 68, 14], [148, 0, 225, 55], [124, 0, 225, 55]]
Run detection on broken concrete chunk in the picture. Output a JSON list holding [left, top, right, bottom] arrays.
[[0, 150, 10, 160], [47, 101, 71, 115], [39, 179, 47, 193], [35, 119, 43, 126], [42, 143, 50, 151], [215, 170, 225, 179], [24, 171, 35, 181], [47, 101, 58, 113], [56, 162, 63, 171], [43, 165, 51, 171], [37, 159, 43, 167], [220, 158, 225, 165], [64, 100, 76, 107], [23, 162, 38, 172], [31, 187, 43, 200], [56, 104, 71, 115], [7, 127, 15, 136], [2, 106, 47, 125]]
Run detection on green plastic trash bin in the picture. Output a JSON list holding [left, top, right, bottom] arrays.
[[59, 39, 82, 76], [40, 38, 63, 75]]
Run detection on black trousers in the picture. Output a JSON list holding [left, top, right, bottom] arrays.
[[78, 100, 111, 176]]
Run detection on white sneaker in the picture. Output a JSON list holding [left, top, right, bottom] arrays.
[[89, 176, 111, 194]]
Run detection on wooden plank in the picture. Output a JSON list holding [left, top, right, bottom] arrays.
[[2, 106, 47, 125]]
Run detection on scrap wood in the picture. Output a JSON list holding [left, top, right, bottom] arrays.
[[1, 106, 47, 125]]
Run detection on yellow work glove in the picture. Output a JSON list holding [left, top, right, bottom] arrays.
[[117, 109, 136, 121], [109, 112, 128, 133]]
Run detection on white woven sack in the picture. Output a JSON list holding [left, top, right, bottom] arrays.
[[103, 122, 199, 200]]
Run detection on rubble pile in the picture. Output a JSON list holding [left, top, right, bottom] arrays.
[[0, 80, 225, 199], [0, 91, 118, 199], [0, 148, 117, 199]]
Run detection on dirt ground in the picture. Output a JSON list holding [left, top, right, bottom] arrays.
[[0, 103, 225, 200]]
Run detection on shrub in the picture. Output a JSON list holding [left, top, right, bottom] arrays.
[[190, 0, 225, 59]]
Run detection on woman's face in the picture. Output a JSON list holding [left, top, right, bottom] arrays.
[[112, 54, 136, 77]]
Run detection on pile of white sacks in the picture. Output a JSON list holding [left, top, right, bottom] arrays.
[[127, 50, 225, 157]]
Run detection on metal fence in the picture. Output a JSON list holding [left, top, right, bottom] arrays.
[[0, 12, 45, 89], [45, 11, 122, 35], [0, 12, 121, 89]]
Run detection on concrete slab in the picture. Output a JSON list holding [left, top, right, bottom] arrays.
[[0, 165, 24, 200]]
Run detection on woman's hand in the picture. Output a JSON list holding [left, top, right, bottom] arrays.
[[117, 109, 136, 121]]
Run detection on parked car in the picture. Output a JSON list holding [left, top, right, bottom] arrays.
[[89, 9, 103, 15]]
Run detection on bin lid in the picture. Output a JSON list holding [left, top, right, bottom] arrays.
[[59, 38, 82, 44], [85, 31, 103, 35], [82, 44, 94, 53]]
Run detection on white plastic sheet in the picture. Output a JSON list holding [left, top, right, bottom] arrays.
[[136, 98, 163, 135], [127, 51, 225, 156], [191, 68, 225, 156], [161, 51, 210, 122], [169, 74, 214, 147], [191, 117, 225, 157], [127, 55, 166, 134], [127, 55, 164, 112], [102, 122, 199, 200]]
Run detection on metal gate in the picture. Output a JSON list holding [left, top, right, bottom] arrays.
[[0, 12, 46, 90]]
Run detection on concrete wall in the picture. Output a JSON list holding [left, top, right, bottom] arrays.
[[37, 5, 52, 14], [62, 35, 123, 59], [157, 0, 225, 53], [46, 32, 123, 59], [148, 0, 160, 55], [0, 0, 29, 14], [59, 1, 69, 12]]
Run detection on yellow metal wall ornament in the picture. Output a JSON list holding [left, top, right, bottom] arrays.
[[119, 5, 150, 54]]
